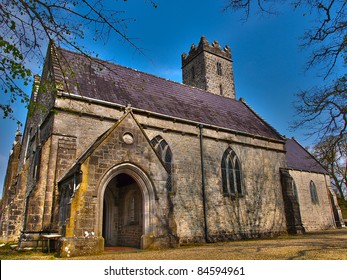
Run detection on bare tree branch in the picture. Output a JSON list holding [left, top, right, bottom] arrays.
[[0, 0, 157, 121], [312, 135, 347, 199], [292, 75, 347, 140], [223, 0, 280, 20], [224, 1, 347, 171]]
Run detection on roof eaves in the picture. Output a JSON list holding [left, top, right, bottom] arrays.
[[59, 91, 286, 144], [286, 167, 329, 175]]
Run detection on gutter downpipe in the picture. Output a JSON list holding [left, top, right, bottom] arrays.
[[199, 124, 210, 243]]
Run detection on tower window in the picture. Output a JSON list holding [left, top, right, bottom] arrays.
[[191, 66, 195, 80], [219, 84, 223, 95], [217, 62, 222, 76]]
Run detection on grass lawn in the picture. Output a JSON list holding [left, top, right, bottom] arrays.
[[1, 228, 347, 260]]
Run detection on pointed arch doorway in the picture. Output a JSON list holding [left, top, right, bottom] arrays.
[[102, 173, 143, 248], [97, 163, 157, 250]]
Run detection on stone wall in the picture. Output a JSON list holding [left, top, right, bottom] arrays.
[[280, 169, 305, 234], [147, 130, 206, 243], [54, 96, 287, 249], [117, 184, 143, 248], [203, 51, 235, 99], [58, 236, 104, 258], [13, 88, 289, 255], [289, 170, 335, 231], [182, 51, 207, 91], [0, 137, 22, 242], [5, 87, 289, 255], [143, 117, 287, 243], [17, 44, 60, 244], [59, 112, 172, 256], [204, 138, 287, 240]]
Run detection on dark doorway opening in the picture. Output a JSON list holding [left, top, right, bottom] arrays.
[[102, 173, 143, 248]]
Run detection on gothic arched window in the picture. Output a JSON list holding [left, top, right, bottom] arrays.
[[310, 180, 319, 204], [221, 147, 243, 196], [150, 136, 173, 192]]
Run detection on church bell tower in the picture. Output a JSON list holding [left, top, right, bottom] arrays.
[[181, 36, 236, 99]]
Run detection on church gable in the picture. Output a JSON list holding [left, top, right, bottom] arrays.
[[57, 111, 174, 255], [89, 111, 168, 195], [59, 110, 169, 195]]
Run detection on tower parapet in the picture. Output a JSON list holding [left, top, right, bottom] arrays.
[[182, 36, 231, 67]]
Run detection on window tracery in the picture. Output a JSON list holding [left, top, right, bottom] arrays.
[[150, 135, 173, 192], [221, 147, 243, 196]]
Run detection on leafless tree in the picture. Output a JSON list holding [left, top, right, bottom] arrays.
[[292, 1, 347, 148], [312, 135, 347, 199], [293, 75, 346, 140], [224, 0, 346, 85], [0, 0, 157, 122], [224, 1, 346, 199]]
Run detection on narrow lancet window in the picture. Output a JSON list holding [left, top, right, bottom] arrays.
[[217, 62, 222, 76], [310, 180, 319, 204], [191, 66, 195, 80]]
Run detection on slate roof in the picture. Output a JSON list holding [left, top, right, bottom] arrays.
[[285, 138, 328, 174], [52, 46, 283, 141]]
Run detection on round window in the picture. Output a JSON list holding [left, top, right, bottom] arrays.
[[122, 132, 134, 145]]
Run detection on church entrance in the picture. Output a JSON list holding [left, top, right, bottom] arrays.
[[102, 173, 143, 248]]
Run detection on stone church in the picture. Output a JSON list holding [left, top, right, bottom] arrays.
[[0, 37, 344, 257]]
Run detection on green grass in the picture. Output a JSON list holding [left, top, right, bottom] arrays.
[[0, 243, 56, 260], [1, 229, 347, 260]]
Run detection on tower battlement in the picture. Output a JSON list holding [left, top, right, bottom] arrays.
[[182, 36, 231, 67]]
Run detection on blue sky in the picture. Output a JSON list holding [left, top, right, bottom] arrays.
[[0, 1, 342, 196]]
